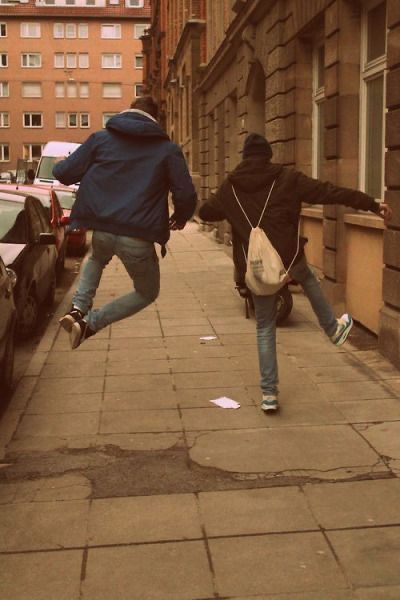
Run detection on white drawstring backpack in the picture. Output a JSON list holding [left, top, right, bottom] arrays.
[[232, 180, 300, 296]]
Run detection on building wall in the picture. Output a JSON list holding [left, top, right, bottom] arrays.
[[0, 1, 149, 170]]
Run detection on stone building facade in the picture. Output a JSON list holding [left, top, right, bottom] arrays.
[[146, 0, 400, 368]]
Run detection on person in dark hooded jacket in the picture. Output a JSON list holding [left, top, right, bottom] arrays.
[[199, 133, 392, 412], [54, 96, 197, 349]]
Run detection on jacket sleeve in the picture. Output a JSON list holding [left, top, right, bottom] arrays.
[[294, 171, 380, 213], [166, 144, 197, 224], [198, 185, 227, 222], [52, 134, 97, 186]]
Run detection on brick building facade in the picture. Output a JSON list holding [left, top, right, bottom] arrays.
[[150, 0, 400, 366], [0, 0, 150, 172]]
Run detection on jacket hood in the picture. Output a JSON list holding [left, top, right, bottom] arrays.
[[228, 158, 284, 192], [106, 110, 170, 139]]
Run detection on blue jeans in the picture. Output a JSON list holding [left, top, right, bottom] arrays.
[[252, 256, 337, 396], [72, 231, 160, 332]]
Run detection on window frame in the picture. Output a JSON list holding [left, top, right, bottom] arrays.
[[23, 143, 43, 162], [20, 22, 41, 38], [134, 53, 143, 69], [102, 82, 122, 98], [23, 112, 43, 128], [21, 81, 42, 98], [21, 52, 42, 68], [0, 143, 9, 162], [101, 53, 122, 69], [0, 23, 7, 38], [312, 42, 326, 180], [101, 24, 121, 39], [134, 23, 148, 39], [0, 112, 9, 127], [0, 53, 7, 68]]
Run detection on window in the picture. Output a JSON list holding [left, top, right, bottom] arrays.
[[55, 112, 66, 128], [135, 54, 143, 69], [54, 53, 64, 68], [126, 0, 144, 6], [0, 54, 7, 68], [103, 113, 116, 127], [78, 23, 88, 38], [0, 112, 9, 127], [101, 24, 121, 39], [22, 53, 41, 68], [65, 23, 77, 38], [102, 83, 121, 98], [360, 0, 387, 198], [55, 81, 89, 98], [67, 82, 78, 98], [55, 82, 65, 97], [22, 82, 42, 97], [37, 0, 105, 5], [0, 144, 9, 162], [134, 24, 148, 39], [78, 53, 89, 68], [312, 43, 325, 179], [0, 82, 9, 97], [79, 82, 89, 97], [23, 113, 42, 128], [102, 53, 122, 68], [80, 113, 89, 127], [66, 53, 77, 68], [0, 24, 7, 38], [23, 144, 43, 162], [134, 83, 144, 97], [53, 23, 64, 38], [20, 23, 41, 38], [68, 113, 78, 128]]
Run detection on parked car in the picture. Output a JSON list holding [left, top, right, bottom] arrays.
[[54, 187, 87, 255], [34, 141, 80, 188], [0, 183, 67, 277], [0, 256, 17, 397], [0, 191, 57, 338]]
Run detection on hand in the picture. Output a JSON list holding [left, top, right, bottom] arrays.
[[377, 202, 392, 225], [169, 216, 185, 230]]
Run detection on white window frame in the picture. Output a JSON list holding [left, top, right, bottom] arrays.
[[0, 112, 9, 127], [80, 113, 90, 128], [0, 143, 9, 162], [101, 24, 121, 39], [312, 43, 325, 180], [0, 53, 7, 68], [79, 82, 89, 97], [68, 113, 78, 128], [102, 112, 116, 127], [134, 83, 144, 97], [54, 23, 64, 38], [55, 82, 65, 97], [134, 23, 148, 39], [0, 81, 9, 97], [36, 0, 105, 5], [78, 53, 89, 68], [55, 112, 66, 128], [67, 82, 78, 98], [23, 144, 43, 162], [23, 112, 43, 128], [54, 53, 65, 68], [135, 53, 143, 69], [65, 23, 77, 38], [359, 0, 387, 200], [126, 0, 144, 6], [102, 53, 122, 69], [20, 23, 41, 38], [102, 82, 122, 98], [0, 23, 7, 38], [22, 81, 42, 98], [78, 23, 89, 38], [66, 53, 77, 69], [21, 53, 42, 68]]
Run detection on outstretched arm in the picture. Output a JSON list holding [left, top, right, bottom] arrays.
[[52, 134, 97, 185], [166, 145, 197, 229]]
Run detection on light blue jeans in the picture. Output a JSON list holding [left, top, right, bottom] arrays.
[[72, 231, 160, 332], [252, 256, 338, 396]]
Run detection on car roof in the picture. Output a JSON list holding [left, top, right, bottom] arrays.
[[0, 190, 29, 203]]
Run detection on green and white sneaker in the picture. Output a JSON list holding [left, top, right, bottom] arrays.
[[330, 313, 353, 346], [261, 395, 279, 412]]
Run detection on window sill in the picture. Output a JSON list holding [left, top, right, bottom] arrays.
[[301, 207, 323, 220], [344, 213, 384, 230]]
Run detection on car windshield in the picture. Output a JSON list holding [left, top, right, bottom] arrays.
[[0, 199, 26, 243], [37, 156, 57, 180], [55, 190, 76, 210]]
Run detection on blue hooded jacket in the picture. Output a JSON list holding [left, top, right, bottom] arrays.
[[52, 110, 197, 247]]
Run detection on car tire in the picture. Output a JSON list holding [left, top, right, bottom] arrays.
[[17, 288, 39, 339], [0, 321, 16, 398], [276, 285, 293, 325]]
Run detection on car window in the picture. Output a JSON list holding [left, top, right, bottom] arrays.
[[37, 157, 57, 180], [26, 196, 51, 240], [0, 199, 27, 244], [54, 190, 76, 210]]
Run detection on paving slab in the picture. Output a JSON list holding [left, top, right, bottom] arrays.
[[175, 386, 254, 408], [104, 373, 173, 393], [210, 532, 347, 597], [102, 390, 179, 411], [355, 586, 400, 599], [354, 421, 400, 472], [17, 412, 99, 437], [100, 408, 182, 434], [304, 479, 400, 528], [328, 527, 400, 587], [332, 398, 400, 423], [0, 550, 83, 600], [26, 392, 102, 414], [0, 499, 89, 551], [82, 542, 214, 600], [88, 493, 201, 545]]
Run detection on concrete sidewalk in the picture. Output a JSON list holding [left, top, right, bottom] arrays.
[[1, 222, 400, 600]]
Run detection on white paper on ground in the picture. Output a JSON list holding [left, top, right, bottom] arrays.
[[210, 397, 241, 409], [200, 336, 217, 341]]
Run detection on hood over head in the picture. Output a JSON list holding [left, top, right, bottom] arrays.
[[228, 157, 283, 193], [106, 109, 170, 140], [242, 133, 273, 160]]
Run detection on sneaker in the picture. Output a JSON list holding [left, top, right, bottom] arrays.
[[70, 319, 95, 350], [59, 307, 85, 333], [261, 395, 279, 412], [331, 313, 353, 346]]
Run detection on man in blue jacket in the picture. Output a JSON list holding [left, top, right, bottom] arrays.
[[54, 96, 197, 349]]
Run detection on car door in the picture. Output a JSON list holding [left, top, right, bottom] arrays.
[[25, 197, 52, 303], [0, 258, 12, 359]]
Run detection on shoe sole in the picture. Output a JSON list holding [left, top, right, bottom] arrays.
[[334, 318, 354, 346], [261, 403, 279, 412], [69, 322, 82, 350], [59, 314, 76, 333]]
